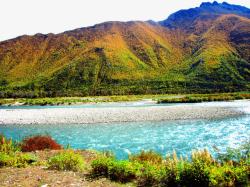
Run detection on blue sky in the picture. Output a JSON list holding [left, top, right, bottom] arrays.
[[0, 0, 249, 41]]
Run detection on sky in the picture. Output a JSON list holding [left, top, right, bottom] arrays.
[[0, 0, 250, 41]]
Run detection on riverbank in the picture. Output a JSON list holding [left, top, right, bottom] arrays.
[[0, 134, 249, 187], [0, 100, 248, 125], [0, 92, 249, 106], [0, 149, 125, 187]]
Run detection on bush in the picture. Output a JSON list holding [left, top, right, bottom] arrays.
[[0, 152, 37, 168], [21, 135, 62, 152], [91, 156, 114, 177], [108, 160, 139, 183], [137, 163, 165, 187], [129, 150, 163, 165], [0, 134, 20, 154], [15, 153, 37, 167], [180, 161, 210, 187], [209, 164, 249, 186], [0, 153, 15, 167], [91, 156, 140, 183], [192, 149, 215, 165], [48, 150, 84, 172], [179, 150, 213, 187], [91, 149, 250, 186], [163, 152, 183, 187]]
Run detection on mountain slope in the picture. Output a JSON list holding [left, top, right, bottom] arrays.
[[0, 1, 249, 97]]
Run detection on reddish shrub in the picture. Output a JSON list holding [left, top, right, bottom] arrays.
[[21, 135, 62, 152]]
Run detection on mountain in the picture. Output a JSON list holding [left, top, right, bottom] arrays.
[[160, 1, 250, 30], [0, 1, 249, 97]]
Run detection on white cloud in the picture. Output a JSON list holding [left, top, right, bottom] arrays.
[[0, 0, 249, 41]]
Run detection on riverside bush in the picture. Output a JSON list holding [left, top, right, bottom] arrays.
[[0, 134, 20, 153], [91, 147, 250, 186], [91, 156, 141, 183], [108, 160, 139, 183], [91, 156, 114, 177], [48, 150, 84, 171], [180, 161, 210, 187], [0, 152, 37, 168], [21, 135, 62, 152], [0, 134, 37, 168], [137, 163, 166, 187], [209, 164, 249, 186], [129, 150, 163, 164]]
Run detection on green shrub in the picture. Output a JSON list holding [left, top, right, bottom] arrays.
[[91, 156, 114, 177], [192, 149, 215, 165], [129, 150, 163, 165], [0, 134, 20, 154], [163, 152, 183, 187], [0, 152, 37, 168], [48, 150, 84, 172], [0, 153, 16, 167], [179, 150, 213, 187], [209, 163, 249, 186], [91, 149, 250, 186], [108, 160, 139, 183], [15, 153, 37, 167], [180, 161, 210, 187], [137, 163, 165, 187], [233, 165, 249, 186], [91, 156, 141, 183]]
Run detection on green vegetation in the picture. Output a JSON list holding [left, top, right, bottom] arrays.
[[0, 92, 249, 106], [0, 135, 37, 167], [0, 134, 20, 153], [0, 134, 249, 186], [91, 148, 250, 186], [158, 92, 250, 103], [129, 150, 163, 165], [0, 152, 37, 168], [48, 150, 85, 172]]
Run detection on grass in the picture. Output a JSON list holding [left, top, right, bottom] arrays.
[[0, 92, 249, 106]]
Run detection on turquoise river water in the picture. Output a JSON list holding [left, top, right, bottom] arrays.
[[0, 101, 249, 159]]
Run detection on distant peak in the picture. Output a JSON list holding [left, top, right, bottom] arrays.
[[222, 2, 230, 6], [200, 1, 219, 8], [212, 1, 219, 5]]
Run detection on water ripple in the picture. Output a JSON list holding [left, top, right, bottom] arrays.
[[0, 115, 249, 159]]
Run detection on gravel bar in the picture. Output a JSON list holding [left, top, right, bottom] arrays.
[[0, 104, 246, 125]]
